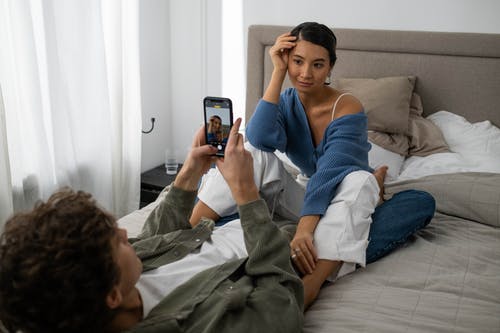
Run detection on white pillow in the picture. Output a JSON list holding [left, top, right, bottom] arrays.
[[368, 141, 404, 182], [399, 111, 500, 180], [428, 111, 500, 156]]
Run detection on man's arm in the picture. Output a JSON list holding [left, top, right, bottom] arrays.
[[136, 186, 198, 239], [136, 128, 218, 238], [238, 199, 304, 306], [216, 119, 304, 309], [215, 119, 259, 206]]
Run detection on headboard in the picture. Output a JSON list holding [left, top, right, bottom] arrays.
[[246, 25, 500, 127]]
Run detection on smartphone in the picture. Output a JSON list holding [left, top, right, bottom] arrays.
[[203, 96, 233, 157]]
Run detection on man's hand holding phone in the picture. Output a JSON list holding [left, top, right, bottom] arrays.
[[216, 118, 259, 205], [177, 98, 258, 205], [174, 126, 217, 191]]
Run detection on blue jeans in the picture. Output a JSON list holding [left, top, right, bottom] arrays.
[[366, 189, 435, 263], [217, 189, 435, 265]]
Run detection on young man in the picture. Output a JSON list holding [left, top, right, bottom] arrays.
[[0, 118, 304, 332]]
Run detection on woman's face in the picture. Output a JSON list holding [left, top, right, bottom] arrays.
[[288, 39, 332, 93], [211, 117, 221, 132]]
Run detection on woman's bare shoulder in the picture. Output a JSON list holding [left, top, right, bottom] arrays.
[[332, 92, 363, 120]]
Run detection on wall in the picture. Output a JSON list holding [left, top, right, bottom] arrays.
[[139, 0, 222, 172], [139, 0, 500, 172], [139, 0, 170, 172], [243, 0, 500, 34]]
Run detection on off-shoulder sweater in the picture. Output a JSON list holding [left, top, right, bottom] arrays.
[[246, 88, 372, 217]]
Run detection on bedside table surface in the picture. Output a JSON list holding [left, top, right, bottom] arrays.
[[141, 165, 176, 188], [140, 164, 182, 208]]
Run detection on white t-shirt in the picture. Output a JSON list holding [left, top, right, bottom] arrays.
[[135, 219, 247, 317]]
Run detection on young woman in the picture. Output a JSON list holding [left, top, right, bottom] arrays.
[[190, 22, 435, 309], [207, 115, 222, 142]]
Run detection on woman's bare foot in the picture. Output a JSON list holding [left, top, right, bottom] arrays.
[[373, 166, 388, 203], [301, 260, 342, 310], [302, 274, 322, 310]]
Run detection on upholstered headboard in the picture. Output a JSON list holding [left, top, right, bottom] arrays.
[[246, 25, 500, 127]]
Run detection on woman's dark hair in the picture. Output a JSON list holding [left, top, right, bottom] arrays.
[[290, 22, 337, 66], [0, 189, 120, 333]]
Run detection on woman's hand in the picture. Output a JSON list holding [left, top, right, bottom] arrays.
[[262, 32, 296, 104], [373, 165, 388, 203], [269, 33, 297, 72], [290, 215, 319, 275]]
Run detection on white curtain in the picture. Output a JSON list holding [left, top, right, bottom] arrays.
[[0, 87, 13, 231], [221, 0, 245, 123], [0, 0, 142, 219]]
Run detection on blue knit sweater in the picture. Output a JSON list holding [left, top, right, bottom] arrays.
[[246, 88, 372, 217]]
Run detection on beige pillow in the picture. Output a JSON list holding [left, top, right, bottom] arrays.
[[368, 131, 409, 156], [367, 92, 450, 157], [332, 76, 416, 135], [407, 93, 450, 156]]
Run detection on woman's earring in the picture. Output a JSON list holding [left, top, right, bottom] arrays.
[[324, 74, 332, 85]]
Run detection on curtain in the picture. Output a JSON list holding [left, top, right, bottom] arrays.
[[0, 87, 13, 231], [0, 0, 141, 219]]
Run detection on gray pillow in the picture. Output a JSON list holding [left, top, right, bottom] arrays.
[[385, 172, 500, 228]]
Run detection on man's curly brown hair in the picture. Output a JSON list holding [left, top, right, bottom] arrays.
[[0, 189, 121, 333]]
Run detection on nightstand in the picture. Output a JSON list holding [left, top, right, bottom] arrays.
[[140, 164, 181, 208]]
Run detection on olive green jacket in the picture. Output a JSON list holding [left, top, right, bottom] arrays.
[[126, 186, 304, 333]]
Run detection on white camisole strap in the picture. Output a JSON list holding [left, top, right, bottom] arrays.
[[331, 92, 353, 121]]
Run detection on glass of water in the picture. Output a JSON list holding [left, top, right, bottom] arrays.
[[165, 150, 178, 175]]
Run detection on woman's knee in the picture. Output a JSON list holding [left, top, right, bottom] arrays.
[[415, 190, 436, 227], [394, 189, 436, 227], [366, 190, 436, 264], [408, 189, 435, 212]]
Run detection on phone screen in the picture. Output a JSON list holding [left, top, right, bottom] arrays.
[[204, 97, 233, 156]]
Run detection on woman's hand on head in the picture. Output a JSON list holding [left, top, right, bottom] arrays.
[[269, 33, 297, 72]]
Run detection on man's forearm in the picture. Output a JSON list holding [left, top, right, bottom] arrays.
[[137, 186, 197, 239], [239, 198, 304, 309], [239, 199, 296, 269], [231, 184, 259, 206], [173, 167, 201, 192]]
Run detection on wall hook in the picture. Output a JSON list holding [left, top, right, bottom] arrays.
[[142, 117, 155, 134]]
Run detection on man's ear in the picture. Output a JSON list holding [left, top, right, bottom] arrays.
[[106, 286, 123, 309]]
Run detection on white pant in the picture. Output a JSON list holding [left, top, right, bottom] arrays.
[[197, 143, 380, 279]]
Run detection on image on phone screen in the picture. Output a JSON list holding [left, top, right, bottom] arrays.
[[204, 97, 233, 156]]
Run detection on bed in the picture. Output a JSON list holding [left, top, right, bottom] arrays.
[[244, 25, 500, 332], [120, 26, 500, 332]]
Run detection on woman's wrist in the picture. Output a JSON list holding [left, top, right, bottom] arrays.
[[263, 69, 287, 104], [297, 215, 321, 233], [272, 66, 287, 76]]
